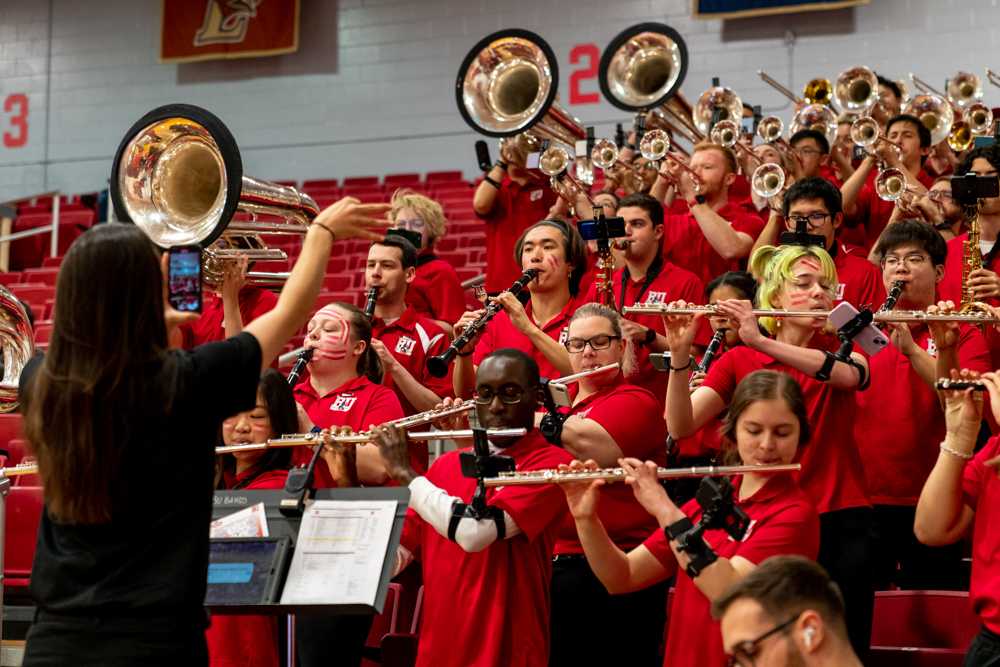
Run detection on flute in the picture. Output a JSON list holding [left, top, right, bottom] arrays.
[[483, 462, 801, 487], [935, 378, 988, 391], [215, 400, 477, 454], [0, 462, 38, 478], [622, 304, 1000, 324], [216, 426, 527, 454], [550, 362, 620, 385], [286, 348, 313, 387], [427, 268, 539, 378]]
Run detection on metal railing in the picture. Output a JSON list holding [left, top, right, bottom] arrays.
[[0, 191, 62, 272]]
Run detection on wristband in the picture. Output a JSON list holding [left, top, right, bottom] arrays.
[[693, 194, 707, 205], [483, 175, 501, 189], [684, 546, 719, 578], [310, 222, 336, 241], [495, 160, 508, 170], [665, 517, 694, 540], [940, 441, 973, 460], [669, 358, 692, 372], [642, 327, 657, 346]]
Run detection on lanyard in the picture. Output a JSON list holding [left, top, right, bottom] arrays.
[[619, 254, 664, 312]]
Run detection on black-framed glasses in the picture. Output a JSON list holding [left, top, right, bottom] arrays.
[[882, 253, 929, 269], [473, 385, 527, 405], [565, 334, 621, 353], [786, 212, 831, 230], [726, 616, 798, 667]]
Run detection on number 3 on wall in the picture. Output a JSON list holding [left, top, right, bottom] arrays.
[[3, 94, 28, 148], [568, 44, 600, 106]]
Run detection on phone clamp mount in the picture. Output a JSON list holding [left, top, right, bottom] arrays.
[[450, 427, 515, 540], [666, 476, 751, 577]]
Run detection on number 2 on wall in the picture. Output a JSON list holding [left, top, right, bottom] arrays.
[[568, 44, 600, 105], [3, 94, 28, 148]]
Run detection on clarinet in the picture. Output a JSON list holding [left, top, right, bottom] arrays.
[[427, 269, 539, 378], [697, 329, 726, 373], [364, 286, 380, 321], [287, 348, 313, 387], [878, 280, 904, 313]]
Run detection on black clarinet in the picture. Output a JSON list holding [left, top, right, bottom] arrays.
[[363, 286, 380, 322], [878, 280, 905, 313], [287, 348, 314, 387], [427, 269, 539, 378], [697, 329, 727, 373]]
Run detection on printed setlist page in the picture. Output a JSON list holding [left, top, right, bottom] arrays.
[[280, 500, 398, 606]]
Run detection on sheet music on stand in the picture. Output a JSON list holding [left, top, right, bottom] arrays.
[[279, 499, 397, 607]]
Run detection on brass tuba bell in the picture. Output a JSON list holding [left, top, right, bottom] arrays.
[[110, 104, 318, 287], [0, 285, 33, 413]]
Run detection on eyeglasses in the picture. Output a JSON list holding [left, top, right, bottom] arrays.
[[395, 218, 426, 231], [473, 385, 528, 405], [726, 616, 798, 667], [795, 148, 823, 157], [883, 253, 929, 269], [927, 190, 953, 202], [787, 212, 831, 230], [564, 334, 621, 353]]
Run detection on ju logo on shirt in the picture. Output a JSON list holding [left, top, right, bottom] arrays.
[[395, 336, 417, 356], [646, 291, 667, 305], [836, 283, 846, 301], [330, 395, 358, 412], [558, 327, 569, 344], [530, 189, 544, 202], [926, 337, 937, 358]]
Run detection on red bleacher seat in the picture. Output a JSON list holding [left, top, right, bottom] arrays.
[[379, 585, 423, 667], [11, 211, 94, 270], [343, 176, 379, 188], [457, 233, 486, 249], [0, 272, 22, 285], [16, 205, 49, 216], [41, 256, 63, 268], [4, 485, 44, 589], [362, 583, 401, 667], [383, 173, 420, 188], [425, 170, 464, 183], [5, 439, 30, 465], [22, 268, 58, 285], [9, 284, 54, 305], [0, 415, 23, 451], [302, 178, 339, 190], [872, 590, 977, 650], [34, 322, 52, 345]]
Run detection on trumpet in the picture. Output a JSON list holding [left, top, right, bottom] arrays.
[[427, 269, 539, 377], [946, 71, 983, 109], [539, 146, 593, 214], [935, 378, 988, 392], [692, 86, 744, 136], [646, 130, 704, 191], [833, 66, 880, 114], [216, 400, 480, 454], [904, 80, 954, 146], [483, 462, 801, 487], [621, 303, 1000, 324], [964, 103, 994, 136], [751, 163, 786, 199], [0, 462, 39, 478], [790, 104, 838, 146]]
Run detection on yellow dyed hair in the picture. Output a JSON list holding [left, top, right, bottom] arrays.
[[750, 244, 838, 335], [390, 188, 447, 243]]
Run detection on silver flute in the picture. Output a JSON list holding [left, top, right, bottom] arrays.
[[483, 462, 801, 487]]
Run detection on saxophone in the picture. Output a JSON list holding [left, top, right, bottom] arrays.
[[961, 201, 990, 314]]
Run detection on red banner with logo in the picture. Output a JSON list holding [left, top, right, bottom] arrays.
[[161, 0, 300, 63]]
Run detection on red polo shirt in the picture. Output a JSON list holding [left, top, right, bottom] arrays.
[[703, 346, 870, 514], [940, 233, 1000, 369], [674, 347, 735, 459], [478, 178, 557, 292], [964, 435, 1000, 634], [372, 307, 453, 416], [818, 164, 843, 188], [662, 201, 766, 286], [180, 286, 278, 348], [834, 243, 885, 309], [292, 375, 408, 485], [408, 256, 467, 325], [857, 325, 991, 506], [553, 378, 666, 555], [842, 168, 934, 253], [401, 430, 573, 667], [585, 260, 707, 399], [645, 473, 820, 667], [206, 467, 288, 667], [473, 295, 580, 381]]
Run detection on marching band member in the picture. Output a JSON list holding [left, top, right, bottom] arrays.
[[661, 142, 768, 286], [584, 193, 706, 398], [373, 349, 573, 667], [663, 243, 874, 658], [365, 236, 453, 415], [753, 177, 885, 310], [882, 176, 965, 247], [840, 114, 934, 252], [18, 196, 389, 666], [561, 370, 819, 667], [714, 556, 864, 667], [790, 129, 841, 186], [207, 369, 299, 667], [176, 258, 277, 349], [576, 191, 622, 297], [546, 303, 669, 666], [858, 220, 991, 590], [292, 302, 405, 486], [452, 219, 585, 398], [473, 142, 558, 296], [390, 188, 466, 332], [915, 370, 1000, 667]]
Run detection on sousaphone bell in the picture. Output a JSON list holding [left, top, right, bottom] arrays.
[[110, 104, 318, 286]]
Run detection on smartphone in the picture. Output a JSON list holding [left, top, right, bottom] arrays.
[[548, 382, 573, 408], [951, 172, 1000, 205], [168, 245, 203, 313], [827, 302, 888, 356], [578, 216, 626, 241], [650, 352, 698, 373]]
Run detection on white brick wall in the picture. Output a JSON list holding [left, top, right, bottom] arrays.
[[0, 0, 999, 200]]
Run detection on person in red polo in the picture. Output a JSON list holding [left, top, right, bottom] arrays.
[[841, 113, 935, 253], [176, 259, 278, 349], [939, 145, 1000, 369], [754, 177, 886, 310], [390, 189, 466, 333], [858, 220, 991, 591], [293, 302, 405, 487], [664, 243, 874, 659], [561, 369, 819, 667], [452, 219, 587, 397], [660, 142, 767, 287], [544, 302, 668, 666], [364, 236, 453, 416], [915, 369, 1000, 666], [791, 128, 842, 187], [473, 141, 558, 295], [584, 192, 706, 400], [373, 349, 573, 667]]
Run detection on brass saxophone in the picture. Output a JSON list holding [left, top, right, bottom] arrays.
[[961, 201, 992, 315]]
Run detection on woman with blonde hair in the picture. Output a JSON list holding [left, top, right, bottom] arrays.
[[661, 242, 874, 659], [390, 188, 465, 332]]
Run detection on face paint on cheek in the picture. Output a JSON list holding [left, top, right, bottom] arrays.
[[544, 254, 561, 274], [787, 292, 811, 307], [314, 314, 352, 361], [797, 258, 822, 273]]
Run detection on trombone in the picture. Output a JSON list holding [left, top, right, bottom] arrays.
[[757, 70, 836, 109], [906, 74, 955, 145]]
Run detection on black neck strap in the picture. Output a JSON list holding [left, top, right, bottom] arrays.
[[620, 254, 664, 311]]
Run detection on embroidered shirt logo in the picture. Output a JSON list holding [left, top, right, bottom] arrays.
[[836, 283, 846, 301], [530, 189, 543, 202], [330, 395, 357, 412], [395, 336, 417, 356], [646, 291, 667, 305]]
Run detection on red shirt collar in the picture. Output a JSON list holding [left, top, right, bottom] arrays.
[[525, 295, 577, 333], [296, 374, 371, 401], [374, 305, 418, 334], [571, 375, 627, 411], [734, 471, 799, 505]]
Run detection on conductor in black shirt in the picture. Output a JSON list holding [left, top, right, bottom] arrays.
[[17, 198, 389, 667]]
